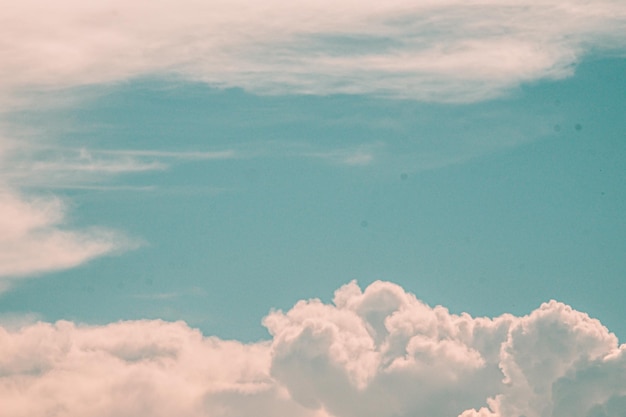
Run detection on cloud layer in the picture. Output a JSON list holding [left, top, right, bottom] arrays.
[[1, 281, 624, 417], [1, 0, 625, 104]]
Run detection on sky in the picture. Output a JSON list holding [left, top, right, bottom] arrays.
[[0, 1, 625, 417]]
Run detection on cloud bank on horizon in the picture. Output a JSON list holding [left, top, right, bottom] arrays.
[[1, 281, 624, 417]]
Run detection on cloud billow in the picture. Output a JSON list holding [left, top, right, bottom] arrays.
[[1, 281, 624, 417]]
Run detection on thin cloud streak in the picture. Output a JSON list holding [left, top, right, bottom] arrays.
[[97, 149, 237, 160], [130, 287, 207, 300], [0, 141, 239, 189], [236, 140, 383, 167], [305, 148, 377, 166], [29, 159, 168, 173], [28, 184, 158, 192]]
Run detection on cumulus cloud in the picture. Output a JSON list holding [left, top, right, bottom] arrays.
[[1, 0, 625, 104], [1, 281, 623, 417], [0, 319, 326, 417]]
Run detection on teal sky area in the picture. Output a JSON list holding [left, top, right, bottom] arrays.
[[1, 57, 624, 342]]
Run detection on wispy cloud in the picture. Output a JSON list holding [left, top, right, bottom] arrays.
[[0, 188, 139, 285], [0, 142, 237, 188], [1, 0, 625, 104], [305, 147, 378, 166], [29, 159, 168, 174], [130, 286, 207, 300], [0, 128, 242, 281], [235, 140, 382, 167], [37, 184, 158, 192], [97, 149, 237, 160]]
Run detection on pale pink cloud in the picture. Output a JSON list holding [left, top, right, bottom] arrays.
[[1, 0, 625, 105], [0, 189, 136, 285], [0, 131, 240, 282], [0, 319, 327, 417], [0, 281, 623, 417]]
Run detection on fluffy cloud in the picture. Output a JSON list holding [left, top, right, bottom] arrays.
[[1, 281, 623, 417], [1, 0, 625, 104], [0, 319, 326, 417]]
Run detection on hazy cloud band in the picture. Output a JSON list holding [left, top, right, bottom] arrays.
[[1, 0, 625, 104]]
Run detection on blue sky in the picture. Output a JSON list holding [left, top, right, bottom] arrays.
[[2, 57, 624, 342], [0, 2, 625, 417]]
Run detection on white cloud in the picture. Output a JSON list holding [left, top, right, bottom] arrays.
[[0, 281, 623, 417], [0, 133, 143, 283], [302, 144, 380, 166], [0, 188, 137, 285], [96, 149, 237, 160], [0, 319, 327, 417], [0, 127, 372, 283], [265, 281, 511, 417], [1, 0, 625, 104], [1, 143, 238, 189], [0, 135, 241, 282]]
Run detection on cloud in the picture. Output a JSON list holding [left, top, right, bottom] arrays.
[[1, 0, 625, 104], [0, 188, 137, 285], [0, 137, 240, 282], [265, 281, 509, 417], [1, 281, 623, 417], [96, 149, 237, 160], [0, 319, 327, 417], [299, 143, 380, 166], [0, 132, 146, 283], [0, 125, 374, 284], [1, 142, 238, 189]]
